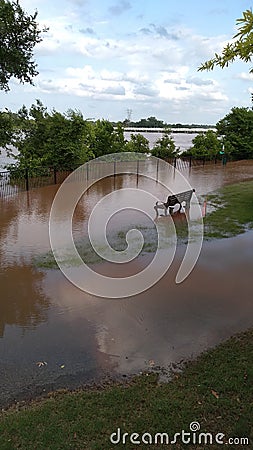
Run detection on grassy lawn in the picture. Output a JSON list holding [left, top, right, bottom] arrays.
[[0, 329, 252, 449], [204, 179, 253, 238]]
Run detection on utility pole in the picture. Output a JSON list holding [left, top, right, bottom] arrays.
[[126, 108, 132, 124]]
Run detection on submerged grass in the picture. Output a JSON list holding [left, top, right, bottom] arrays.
[[0, 328, 252, 449], [204, 180, 253, 239], [33, 225, 160, 269]]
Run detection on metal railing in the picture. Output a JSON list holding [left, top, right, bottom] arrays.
[[0, 156, 226, 199], [0, 167, 73, 199]]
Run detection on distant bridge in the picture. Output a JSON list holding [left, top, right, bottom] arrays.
[[123, 127, 216, 134]]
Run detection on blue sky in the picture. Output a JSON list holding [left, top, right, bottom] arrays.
[[1, 0, 253, 123]]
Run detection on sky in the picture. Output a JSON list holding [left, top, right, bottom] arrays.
[[1, 0, 253, 124]]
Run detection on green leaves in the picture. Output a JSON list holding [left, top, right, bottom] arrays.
[[0, 109, 16, 148], [216, 107, 253, 159], [11, 100, 95, 170], [125, 133, 150, 153], [183, 130, 222, 159], [198, 9, 253, 73], [8, 101, 142, 169], [88, 119, 125, 157], [0, 0, 48, 91], [151, 130, 178, 159]]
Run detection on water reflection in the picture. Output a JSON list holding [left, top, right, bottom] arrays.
[[0, 264, 49, 337], [43, 231, 253, 376], [0, 190, 54, 337]]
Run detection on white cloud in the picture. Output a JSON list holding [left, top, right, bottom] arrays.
[[66, 66, 95, 79], [3, 1, 238, 122], [237, 72, 253, 81]]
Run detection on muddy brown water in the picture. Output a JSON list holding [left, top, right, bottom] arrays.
[[0, 160, 253, 407]]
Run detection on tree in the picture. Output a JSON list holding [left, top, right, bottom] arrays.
[[151, 129, 178, 159], [112, 122, 127, 153], [133, 116, 165, 128], [125, 133, 150, 153], [198, 9, 253, 73], [89, 120, 127, 157], [11, 100, 94, 170], [183, 130, 222, 159], [0, 0, 47, 91], [216, 107, 253, 159], [0, 109, 15, 147]]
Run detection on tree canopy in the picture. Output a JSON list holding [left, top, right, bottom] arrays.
[[132, 116, 165, 128], [4, 101, 134, 170], [0, 109, 16, 147], [216, 107, 253, 159], [0, 0, 47, 91], [2, 102, 253, 169], [151, 129, 178, 159], [182, 130, 222, 159], [125, 133, 150, 153], [181, 108, 253, 160], [8, 100, 94, 169], [199, 9, 253, 73], [88, 120, 126, 158]]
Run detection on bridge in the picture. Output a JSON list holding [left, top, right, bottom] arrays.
[[123, 127, 216, 134]]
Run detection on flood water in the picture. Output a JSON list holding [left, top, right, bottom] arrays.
[[124, 130, 198, 151], [1, 160, 253, 407]]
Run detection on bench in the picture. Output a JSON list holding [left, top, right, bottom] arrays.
[[154, 189, 195, 217]]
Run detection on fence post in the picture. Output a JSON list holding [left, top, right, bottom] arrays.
[[86, 163, 89, 182], [114, 161, 116, 189], [136, 159, 139, 186], [174, 157, 177, 168], [189, 156, 192, 168], [202, 156, 205, 166], [156, 158, 159, 182], [54, 168, 57, 184], [25, 168, 29, 191]]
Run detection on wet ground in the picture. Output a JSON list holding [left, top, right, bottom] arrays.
[[0, 160, 253, 407]]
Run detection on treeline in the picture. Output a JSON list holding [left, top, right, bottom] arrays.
[[0, 100, 178, 170], [120, 116, 213, 129], [1, 102, 253, 171], [182, 107, 253, 160]]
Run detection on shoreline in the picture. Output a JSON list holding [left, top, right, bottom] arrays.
[[0, 327, 252, 450]]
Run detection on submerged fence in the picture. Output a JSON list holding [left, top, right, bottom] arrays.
[[0, 167, 73, 199], [0, 156, 226, 199]]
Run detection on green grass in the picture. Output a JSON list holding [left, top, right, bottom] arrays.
[[0, 329, 252, 449], [204, 180, 253, 239]]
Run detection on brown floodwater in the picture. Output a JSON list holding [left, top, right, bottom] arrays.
[[0, 160, 253, 407]]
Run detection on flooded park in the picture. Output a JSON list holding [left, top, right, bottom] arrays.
[[1, 159, 253, 407]]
